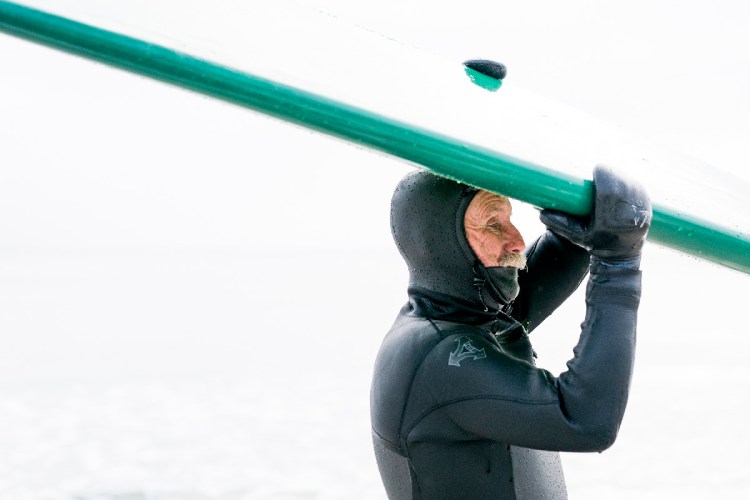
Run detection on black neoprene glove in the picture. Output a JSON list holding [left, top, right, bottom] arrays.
[[539, 166, 652, 261]]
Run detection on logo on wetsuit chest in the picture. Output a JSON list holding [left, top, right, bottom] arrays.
[[448, 336, 487, 367]]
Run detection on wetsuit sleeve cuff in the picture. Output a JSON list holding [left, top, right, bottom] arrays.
[[590, 255, 641, 273]]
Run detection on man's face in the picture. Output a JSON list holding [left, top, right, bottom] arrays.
[[464, 191, 526, 268]]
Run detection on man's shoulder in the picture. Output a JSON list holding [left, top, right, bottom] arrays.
[[376, 314, 492, 375], [371, 314, 493, 445]]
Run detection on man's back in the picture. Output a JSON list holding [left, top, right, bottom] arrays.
[[371, 311, 568, 499]]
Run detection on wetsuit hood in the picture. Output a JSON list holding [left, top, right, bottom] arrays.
[[390, 170, 519, 324]]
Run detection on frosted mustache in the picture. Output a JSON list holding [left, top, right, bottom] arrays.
[[497, 251, 527, 269]]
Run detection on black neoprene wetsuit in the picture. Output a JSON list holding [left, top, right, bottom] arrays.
[[370, 172, 642, 499]]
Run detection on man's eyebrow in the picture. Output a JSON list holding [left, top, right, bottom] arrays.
[[480, 203, 510, 218]]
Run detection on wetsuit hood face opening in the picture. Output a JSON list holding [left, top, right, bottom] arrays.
[[390, 170, 519, 321]]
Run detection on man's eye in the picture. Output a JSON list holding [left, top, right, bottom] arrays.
[[487, 223, 505, 234]]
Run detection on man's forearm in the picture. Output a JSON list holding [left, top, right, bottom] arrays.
[[556, 262, 641, 448], [514, 230, 590, 332]]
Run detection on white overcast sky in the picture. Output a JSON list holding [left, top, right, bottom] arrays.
[[1, 2, 750, 498]]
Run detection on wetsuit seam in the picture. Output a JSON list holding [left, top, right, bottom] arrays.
[[454, 187, 477, 265], [524, 234, 542, 260], [372, 428, 402, 453], [404, 395, 559, 438]]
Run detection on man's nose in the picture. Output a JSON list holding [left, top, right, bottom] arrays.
[[505, 224, 525, 254]]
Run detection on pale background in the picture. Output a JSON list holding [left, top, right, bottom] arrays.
[[1, 1, 749, 499]]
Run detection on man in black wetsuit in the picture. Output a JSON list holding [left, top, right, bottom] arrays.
[[370, 166, 651, 499]]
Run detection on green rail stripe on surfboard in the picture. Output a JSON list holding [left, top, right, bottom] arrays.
[[2, 1, 749, 274]]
